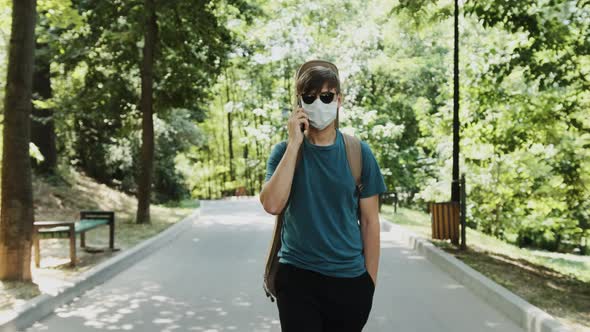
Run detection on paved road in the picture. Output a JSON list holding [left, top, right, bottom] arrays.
[[25, 198, 523, 332]]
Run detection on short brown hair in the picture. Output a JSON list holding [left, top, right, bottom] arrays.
[[296, 66, 341, 96], [292, 65, 341, 110]]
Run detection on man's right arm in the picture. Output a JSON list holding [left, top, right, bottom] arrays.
[[259, 142, 300, 215], [260, 104, 309, 215]]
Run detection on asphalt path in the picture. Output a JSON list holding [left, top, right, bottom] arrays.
[[25, 198, 523, 332]]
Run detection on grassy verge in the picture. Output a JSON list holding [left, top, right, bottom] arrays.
[[380, 205, 590, 332], [0, 170, 199, 315]]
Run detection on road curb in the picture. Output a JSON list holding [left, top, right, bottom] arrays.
[[0, 207, 200, 332], [380, 217, 572, 332]]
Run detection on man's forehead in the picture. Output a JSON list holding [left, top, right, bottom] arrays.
[[303, 83, 337, 94], [317, 83, 337, 92], [306, 88, 336, 94]]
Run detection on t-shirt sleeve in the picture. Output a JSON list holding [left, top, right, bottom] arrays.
[[264, 141, 288, 183], [359, 141, 387, 199]]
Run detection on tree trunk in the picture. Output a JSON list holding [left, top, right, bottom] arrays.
[[31, 42, 57, 174], [136, 0, 157, 225], [0, 0, 37, 281], [219, 94, 227, 189], [255, 111, 263, 191], [225, 69, 235, 183], [451, 0, 460, 203], [230, 69, 249, 194], [219, 130, 225, 198], [206, 149, 211, 199]]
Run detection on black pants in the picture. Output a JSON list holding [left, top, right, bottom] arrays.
[[275, 262, 375, 332]]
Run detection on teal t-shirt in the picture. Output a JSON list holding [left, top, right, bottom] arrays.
[[264, 129, 387, 278]]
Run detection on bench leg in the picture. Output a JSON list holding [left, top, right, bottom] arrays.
[[109, 219, 115, 249], [33, 231, 40, 268], [80, 231, 86, 248], [69, 225, 76, 267]]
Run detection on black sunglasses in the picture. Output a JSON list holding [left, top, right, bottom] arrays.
[[301, 92, 336, 105]]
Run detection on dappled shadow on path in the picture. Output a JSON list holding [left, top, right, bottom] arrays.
[[440, 244, 590, 330], [367, 228, 524, 331], [27, 279, 280, 332]]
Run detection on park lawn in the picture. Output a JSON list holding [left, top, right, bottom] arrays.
[[0, 169, 199, 317], [380, 205, 590, 332]]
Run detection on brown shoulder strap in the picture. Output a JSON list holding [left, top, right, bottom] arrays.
[[342, 133, 363, 194], [295, 143, 303, 167], [282, 142, 302, 210]]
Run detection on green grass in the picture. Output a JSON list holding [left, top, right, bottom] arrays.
[[163, 198, 200, 209], [380, 205, 590, 331], [381, 206, 590, 282]]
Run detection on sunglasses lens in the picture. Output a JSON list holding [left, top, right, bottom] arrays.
[[302, 95, 316, 104], [319, 92, 335, 104]]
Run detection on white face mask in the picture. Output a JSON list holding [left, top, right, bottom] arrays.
[[301, 96, 338, 130]]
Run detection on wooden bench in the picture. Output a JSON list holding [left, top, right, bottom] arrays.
[[32, 211, 117, 267]]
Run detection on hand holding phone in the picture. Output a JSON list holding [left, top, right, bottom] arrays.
[[288, 98, 308, 146], [298, 99, 305, 132]]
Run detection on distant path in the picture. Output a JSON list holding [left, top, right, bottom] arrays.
[[25, 198, 522, 331]]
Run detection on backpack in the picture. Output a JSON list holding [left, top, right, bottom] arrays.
[[263, 133, 364, 302]]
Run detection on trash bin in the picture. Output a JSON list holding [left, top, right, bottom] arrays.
[[430, 202, 460, 244]]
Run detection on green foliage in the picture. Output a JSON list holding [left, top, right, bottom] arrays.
[[401, 0, 590, 253], [27, 0, 257, 203], [0, 0, 587, 253], [186, 0, 589, 254]]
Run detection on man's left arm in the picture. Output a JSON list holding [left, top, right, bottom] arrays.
[[360, 194, 380, 286]]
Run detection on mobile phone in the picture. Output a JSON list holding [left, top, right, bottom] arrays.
[[297, 98, 304, 132]]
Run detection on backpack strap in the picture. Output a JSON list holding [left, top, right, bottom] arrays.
[[342, 133, 364, 221], [277, 142, 303, 224], [342, 133, 363, 196], [295, 142, 303, 167]]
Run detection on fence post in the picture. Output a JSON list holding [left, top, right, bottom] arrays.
[[460, 173, 467, 250]]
